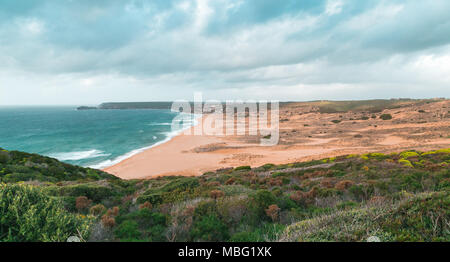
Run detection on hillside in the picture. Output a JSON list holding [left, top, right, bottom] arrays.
[[286, 98, 445, 113], [87, 101, 288, 111], [98, 102, 174, 110], [82, 99, 444, 111], [0, 147, 449, 242]]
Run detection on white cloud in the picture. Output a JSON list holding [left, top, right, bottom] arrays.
[[411, 54, 450, 82], [343, 4, 404, 31], [81, 78, 95, 87], [194, 0, 214, 32], [325, 0, 344, 16], [176, 1, 192, 12], [18, 18, 45, 35]]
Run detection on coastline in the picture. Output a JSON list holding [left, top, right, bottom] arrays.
[[91, 112, 201, 170], [90, 132, 180, 170], [104, 100, 450, 180]]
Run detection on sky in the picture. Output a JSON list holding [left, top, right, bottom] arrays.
[[0, 0, 450, 105]]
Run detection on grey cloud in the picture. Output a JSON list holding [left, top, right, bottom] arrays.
[[0, 0, 449, 105]]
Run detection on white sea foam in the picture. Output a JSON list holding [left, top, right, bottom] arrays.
[[89, 113, 202, 169], [49, 149, 110, 161]]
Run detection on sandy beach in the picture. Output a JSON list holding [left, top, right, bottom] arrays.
[[105, 100, 450, 179]]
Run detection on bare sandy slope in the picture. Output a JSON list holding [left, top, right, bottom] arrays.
[[105, 100, 450, 179]]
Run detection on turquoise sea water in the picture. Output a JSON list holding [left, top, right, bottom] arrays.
[[0, 107, 195, 168]]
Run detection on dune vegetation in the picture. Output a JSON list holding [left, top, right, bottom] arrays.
[[0, 147, 449, 242]]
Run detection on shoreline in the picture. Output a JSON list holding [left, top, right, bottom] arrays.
[[102, 112, 229, 179], [90, 132, 179, 170], [92, 113, 202, 170]]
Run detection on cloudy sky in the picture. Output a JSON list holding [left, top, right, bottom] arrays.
[[1, 0, 450, 105]]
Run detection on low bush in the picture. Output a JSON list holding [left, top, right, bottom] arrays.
[[380, 114, 393, 120], [399, 159, 414, 168], [76, 196, 92, 212], [90, 204, 106, 216], [0, 184, 91, 242], [190, 215, 229, 241], [235, 166, 252, 171]]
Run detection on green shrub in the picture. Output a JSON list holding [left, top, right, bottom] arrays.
[[271, 172, 287, 178], [115, 220, 141, 240], [116, 208, 166, 227], [190, 215, 229, 241], [276, 196, 298, 210], [399, 159, 414, 168], [235, 166, 252, 171], [194, 200, 217, 217], [252, 190, 276, 209], [366, 152, 388, 160], [349, 185, 366, 201], [1, 172, 56, 183], [115, 209, 167, 241], [380, 114, 393, 120], [136, 193, 163, 205], [0, 151, 11, 164], [248, 190, 278, 221], [230, 231, 261, 242], [336, 201, 358, 210], [400, 151, 420, 159], [260, 164, 276, 171], [438, 179, 450, 190], [46, 184, 115, 202], [159, 177, 199, 192], [0, 184, 91, 242]]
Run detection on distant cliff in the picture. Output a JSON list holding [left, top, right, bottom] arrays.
[[79, 99, 444, 112], [90, 101, 286, 111], [77, 106, 98, 110], [98, 102, 173, 110]]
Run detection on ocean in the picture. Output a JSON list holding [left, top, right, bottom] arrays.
[[0, 106, 196, 169]]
